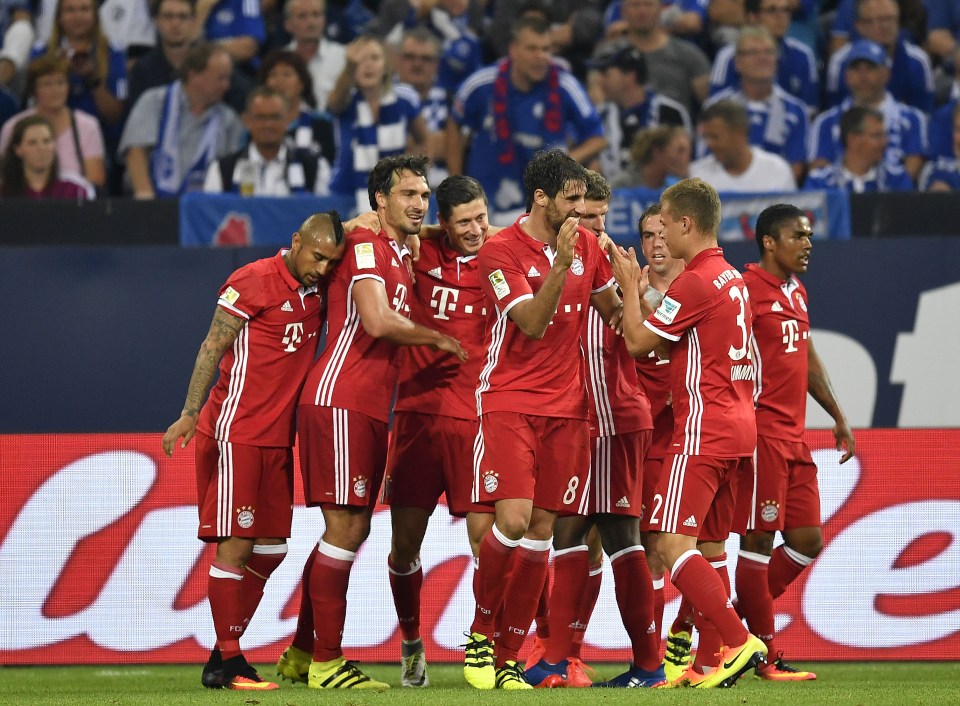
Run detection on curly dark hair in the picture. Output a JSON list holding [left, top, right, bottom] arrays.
[[754, 203, 806, 254], [367, 154, 431, 210], [523, 148, 588, 211]]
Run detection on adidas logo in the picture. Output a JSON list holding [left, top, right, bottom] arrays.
[[616, 496, 630, 508], [281, 300, 293, 312], [427, 266, 442, 279], [772, 301, 783, 312], [647, 621, 657, 634], [391, 259, 400, 268], [682, 515, 698, 528], [527, 266, 541, 277]]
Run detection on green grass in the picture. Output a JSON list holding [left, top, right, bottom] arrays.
[[1, 662, 958, 705]]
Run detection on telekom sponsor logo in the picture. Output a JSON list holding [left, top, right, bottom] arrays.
[[1, 431, 958, 664]]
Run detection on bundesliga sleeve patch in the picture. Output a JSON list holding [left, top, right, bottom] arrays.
[[654, 295, 681, 325], [354, 242, 376, 269], [488, 269, 511, 300], [220, 286, 240, 305]]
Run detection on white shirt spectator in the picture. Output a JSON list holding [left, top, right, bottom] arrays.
[[690, 145, 796, 192], [288, 37, 346, 112]]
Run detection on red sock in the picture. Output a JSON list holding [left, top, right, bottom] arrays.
[[497, 537, 551, 666], [388, 555, 423, 642], [570, 560, 602, 659], [736, 550, 775, 650], [534, 564, 551, 641], [292, 550, 316, 653], [208, 560, 245, 659], [471, 525, 519, 636], [768, 545, 812, 599], [692, 553, 729, 671], [651, 573, 665, 652], [309, 540, 355, 663], [241, 544, 287, 632], [670, 594, 696, 634], [671, 551, 748, 649], [544, 546, 588, 663], [611, 547, 659, 671]]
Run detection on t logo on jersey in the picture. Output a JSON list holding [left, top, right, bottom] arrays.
[[282, 322, 304, 352], [392, 283, 409, 313], [431, 285, 459, 320], [781, 319, 800, 353]]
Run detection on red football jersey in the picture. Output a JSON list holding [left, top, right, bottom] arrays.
[[198, 250, 322, 447], [393, 237, 487, 421], [300, 229, 413, 423], [476, 216, 614, 420], [643, 248, 756, 457], [742, 263, 811, 442], [585, 307, 653, 437], [635, 350, 673, 460]]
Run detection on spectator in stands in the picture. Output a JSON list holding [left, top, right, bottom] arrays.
[[448, 15, 605, 222], [609, 0, 711, 118], [486, 0, 604, 79], [927, 0, 960, 65], [0, 114, 93, 198], [829, 0, 927, 55], [710, 0, 819, 116], [194, 0, 265, 74], [929, 46, 960, 161], [259, 49, 335, 170], [0, 55, 105, 190], [690, 98, 796, 192], [810, 39, 927, 183], [284, 0, 346, 112], [826, 0, 933, 114], [922, 103, 960, 191], [394, 28, 448, 173], [610, 123, 691, 188], [127, 0, 251, 116], [120, 42, 243, 199], [588, 44, 692, 181], [204, 87, 330, 195], [707, 0, 746, 50], [32, 0, 127, 135], [327, 34, 426, 213], [367, 0, 484, 94], [0, 1, 35, 90], [704, 26, 808, 184], [806, 105, 913, 192]]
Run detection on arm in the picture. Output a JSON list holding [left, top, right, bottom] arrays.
[[606, 241, 665, 358], [161, 307, 246, 455], [125, 146, 155, 199], [217, 36, 259, 62], [927, 30, 956, 62], [904, 155, 925, 183], [90, 81, 125, 124], [83, 155, 106, 189], [445, 115, 466, 175], [589, 282, 622, 328], [807, 338, 855, 463], [352, 278, 467, 360], [408, 113, 429, 154], [507, 217, 578, 339], [328, 38, 368, 115], [569, 135, 607, 165], [0, 11, 34, 86]]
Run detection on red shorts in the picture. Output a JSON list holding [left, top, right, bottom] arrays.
[[652, 454, 751, 542], [384, 411, 492, 517], [733, 436, 821, 534], [298, 405, 388, 509], [640, 455, 664, 533], [195, 432, 293, 540], [587, 430, 649, 517], [475, 412, 589, 513]]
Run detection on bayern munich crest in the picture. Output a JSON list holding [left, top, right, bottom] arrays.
[[236, 506, 254, 529], [760, 500, 780, 523], [483, 470, 499, 494], [570, 257, 584, 276], [353, 476, 368, 498]]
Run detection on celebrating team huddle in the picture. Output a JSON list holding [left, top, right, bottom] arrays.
[[161, 149, 854, 691]]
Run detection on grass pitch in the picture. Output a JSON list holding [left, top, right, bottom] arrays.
[[1, 662, 957, 705]]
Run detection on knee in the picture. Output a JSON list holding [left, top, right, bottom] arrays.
[[789, 536, 823, 559], [215, 537, 254, 567], [497, 515, 530, 541], [390, 534, 421, 565], [741, 531, 775, 556]]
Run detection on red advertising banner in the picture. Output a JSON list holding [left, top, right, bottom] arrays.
[[1, 430, 958, 664]]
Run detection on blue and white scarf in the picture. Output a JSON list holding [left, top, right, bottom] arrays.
[[151, 81, 222, 197]]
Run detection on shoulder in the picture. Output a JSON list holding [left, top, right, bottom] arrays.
[[774, 86, 808, 113], [457, 65, 498, 99], [812, 106, 840, 128], [394, 82, 420, 106], [704, 86, 736, 108], [902, 40, 933, 68], [782, 35, 816, 61], [58, 173, 95, 200]]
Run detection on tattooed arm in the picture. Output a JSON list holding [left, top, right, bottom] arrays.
[[162, 307, 246, 456]]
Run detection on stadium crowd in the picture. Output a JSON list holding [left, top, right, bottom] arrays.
[[1, 0, 959, 201]]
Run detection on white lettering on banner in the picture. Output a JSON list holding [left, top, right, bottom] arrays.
[[805, 500, 960, 647], [891, 282, 960, 427]]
